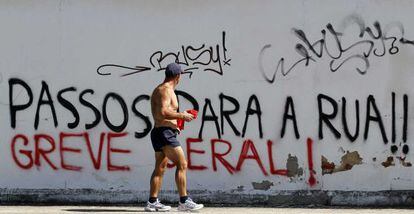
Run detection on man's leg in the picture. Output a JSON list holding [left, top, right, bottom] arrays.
[[149, 151, 168, 198], [145, 151, 171, 212], [162, 145, 203, 211], [162, 146, 187, 197]]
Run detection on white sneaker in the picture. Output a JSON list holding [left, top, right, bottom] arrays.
[[144, 199, 171, 212], [178, 198, 204, 211]]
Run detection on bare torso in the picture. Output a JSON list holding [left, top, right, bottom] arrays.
[[151, 83, 179, 129]]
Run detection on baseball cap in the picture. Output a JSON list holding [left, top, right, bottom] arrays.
[[165, 63, 183, 78]]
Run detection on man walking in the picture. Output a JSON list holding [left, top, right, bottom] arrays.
[[145, 63, 204, 212]]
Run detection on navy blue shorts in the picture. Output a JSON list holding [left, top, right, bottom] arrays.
[[150, 127, 181, 152]]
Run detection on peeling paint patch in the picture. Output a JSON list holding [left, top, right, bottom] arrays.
[[341, 151, 363, 170], [381, 156, 411, 167], [321, 151, 363, 175], [398, 157, 412, 167], [286, 154, 303, 177], [321, 156, 335, 175], [251, 180, 273, 190], [382, 156, 395, 168]]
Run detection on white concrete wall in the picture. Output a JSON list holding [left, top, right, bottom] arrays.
[[1, 0, 414, 201]]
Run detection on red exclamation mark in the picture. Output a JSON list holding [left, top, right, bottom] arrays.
[[307, 138, 316, 186]]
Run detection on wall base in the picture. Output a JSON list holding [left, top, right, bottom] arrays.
[[1, 189, 414, 207]]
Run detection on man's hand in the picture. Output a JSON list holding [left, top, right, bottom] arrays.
[[181, 111, 195, 122]]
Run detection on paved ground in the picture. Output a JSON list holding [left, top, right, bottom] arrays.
[[0, 206, 414, 214]]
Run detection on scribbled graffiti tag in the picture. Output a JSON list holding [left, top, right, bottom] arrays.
[[97, 31, 230, 78], [259, 15, 414, 83]]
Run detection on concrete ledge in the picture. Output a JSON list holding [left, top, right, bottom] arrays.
[[1, 189, 414, 207]]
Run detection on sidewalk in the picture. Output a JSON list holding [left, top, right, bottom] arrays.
[[0, 206, 414, 214]]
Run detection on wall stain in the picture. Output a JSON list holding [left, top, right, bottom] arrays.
[[92, 173, 108, 182], [382, 156, 395, 168], [322, 151, 363, 175], [231, 185, 244, 193], [251, 180, 273, 190], [286, 154, 303, 177]]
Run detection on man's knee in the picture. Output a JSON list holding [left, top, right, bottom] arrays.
[[154, 168, 166, 176], [177, 160, 187, 171], [154, 164, 167, 176]]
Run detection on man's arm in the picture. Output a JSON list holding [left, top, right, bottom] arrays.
[[159, 88, 194, 121]]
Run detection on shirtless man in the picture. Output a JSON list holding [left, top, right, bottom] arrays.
[[144, 63, 204, 212]]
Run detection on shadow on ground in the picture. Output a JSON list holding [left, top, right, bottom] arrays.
[[64, 209, 145, 212]]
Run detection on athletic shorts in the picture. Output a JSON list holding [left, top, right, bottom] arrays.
[[150, 127, 181, 152]]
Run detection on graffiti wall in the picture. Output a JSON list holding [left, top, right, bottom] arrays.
[[1, 0, 414, 204]]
